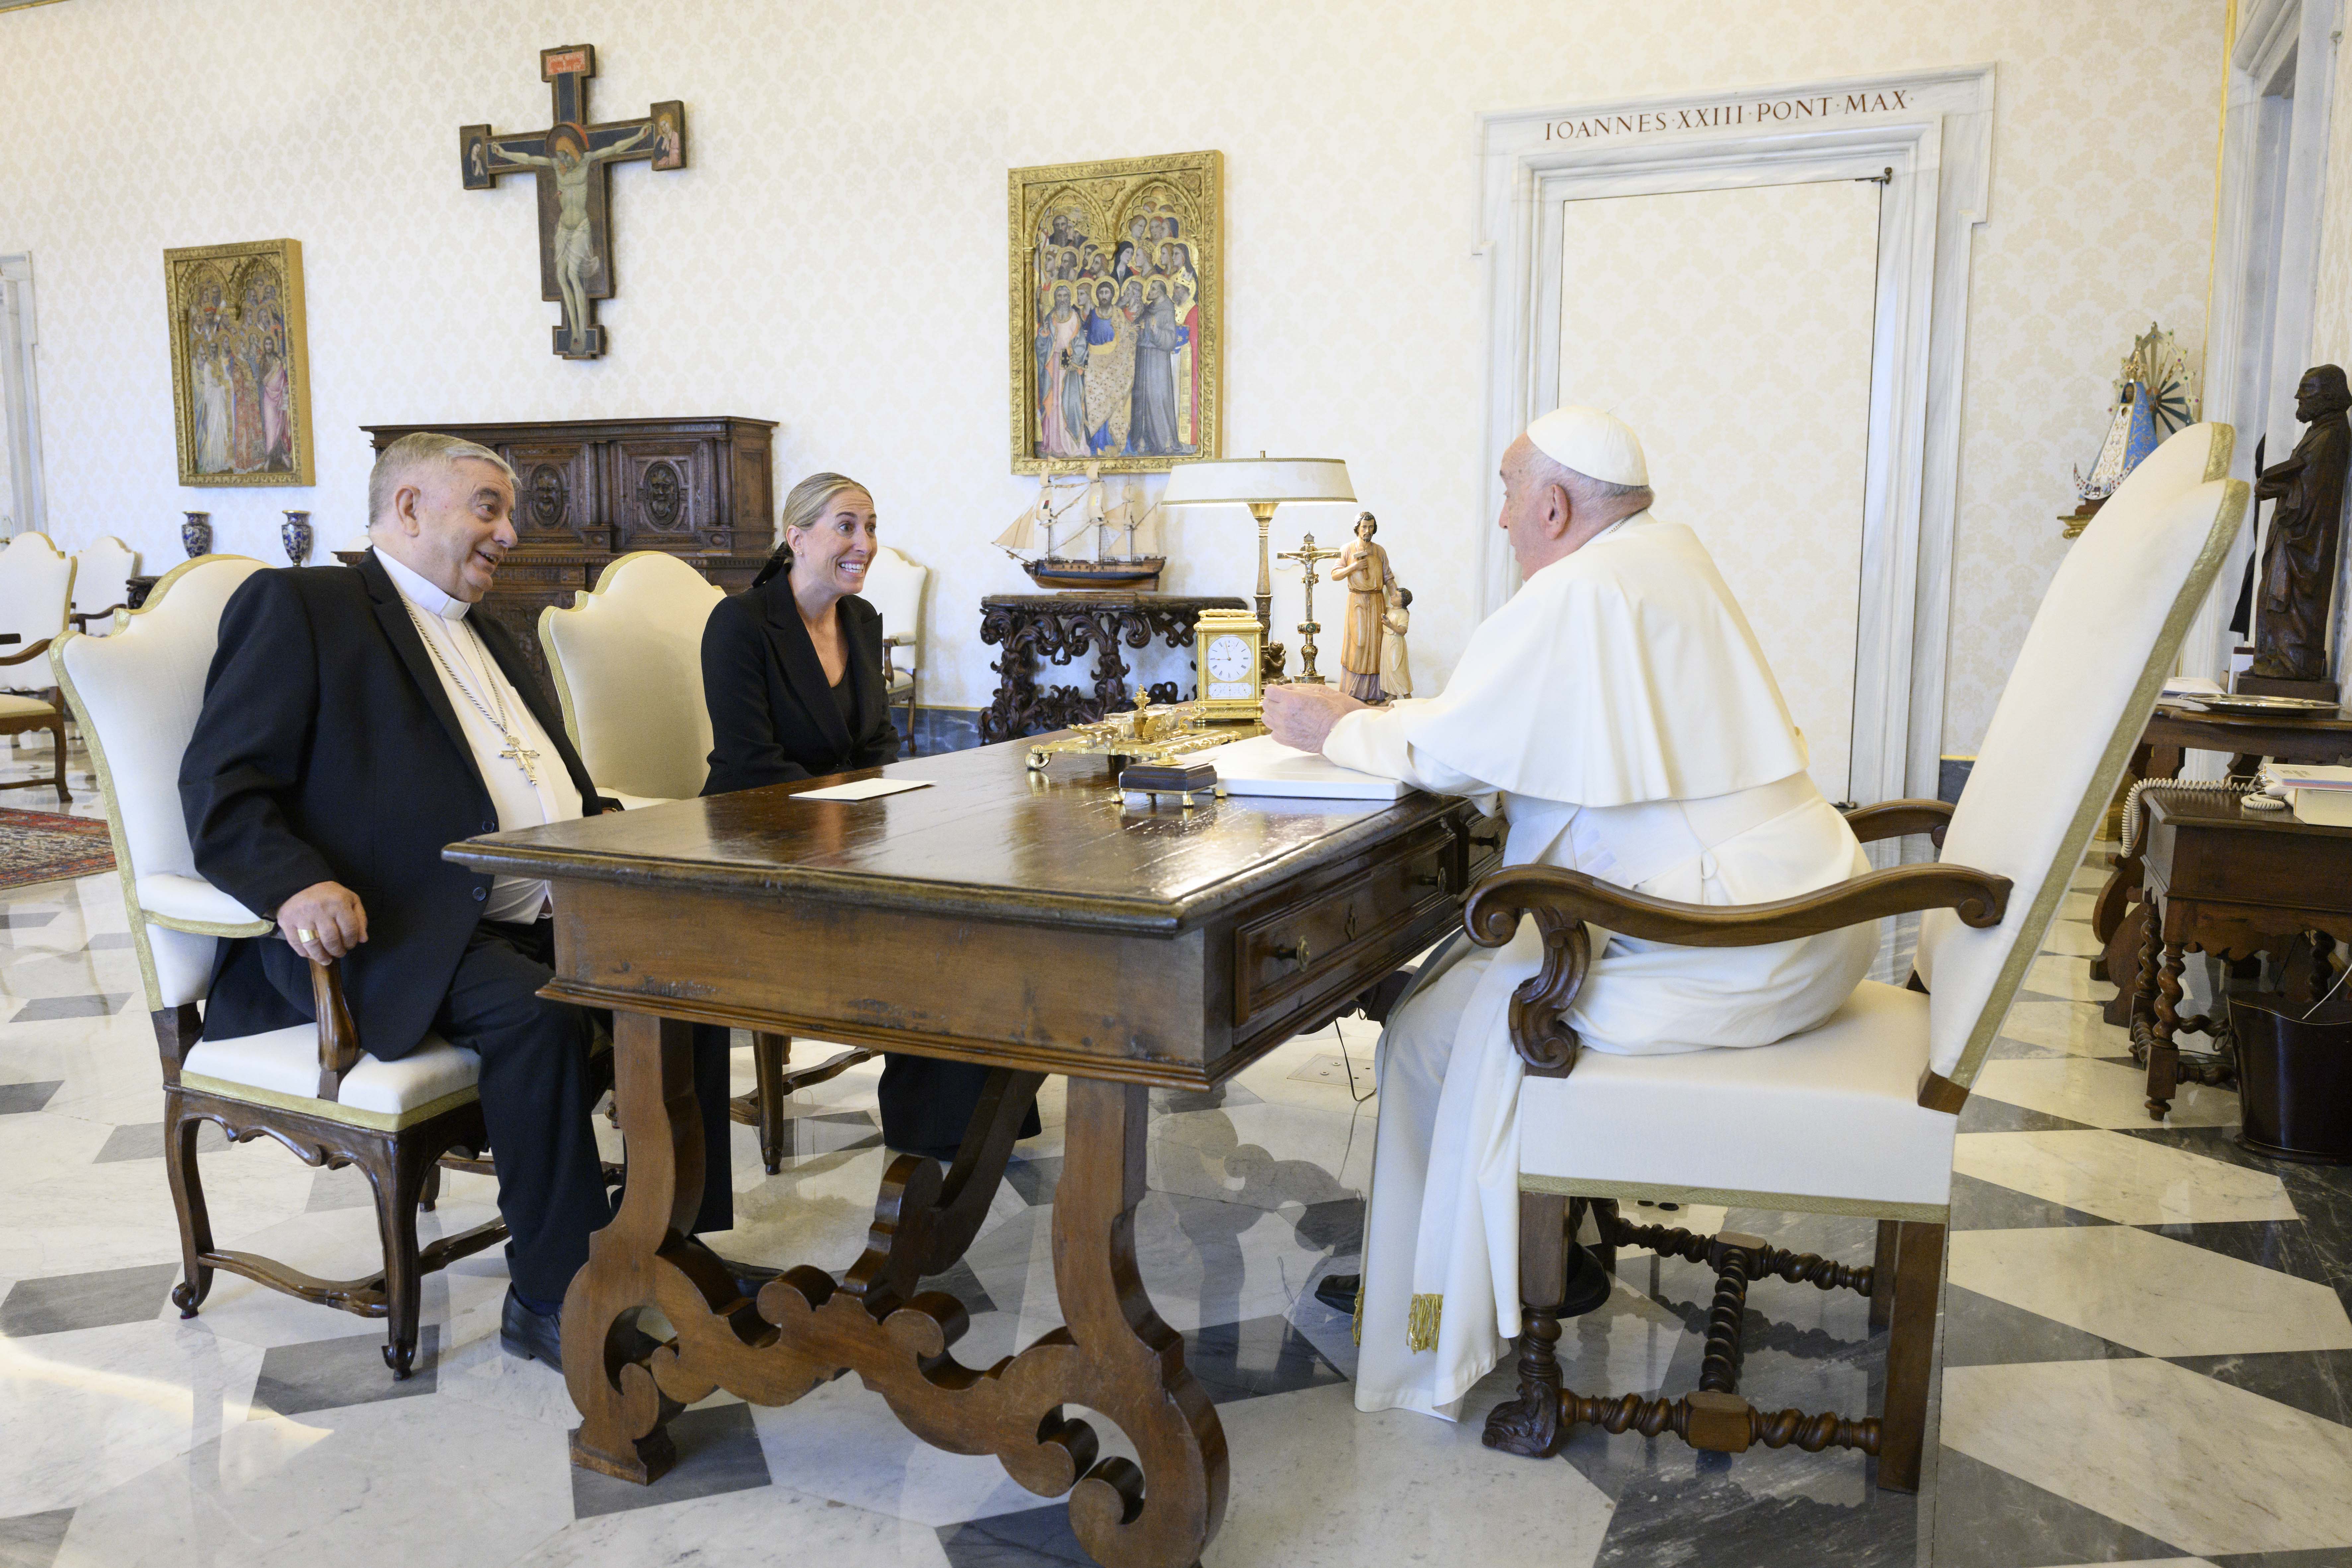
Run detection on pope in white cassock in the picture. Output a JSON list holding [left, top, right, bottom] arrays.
[[1261, 407, 1875, 1420]]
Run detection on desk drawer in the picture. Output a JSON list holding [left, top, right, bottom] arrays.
[[1234, 821, 1457, 1026]]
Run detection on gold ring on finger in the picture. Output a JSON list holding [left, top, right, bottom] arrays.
[[296, 928, 317, 942]]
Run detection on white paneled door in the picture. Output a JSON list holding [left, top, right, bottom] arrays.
[[1555, 180, 1880, 800]]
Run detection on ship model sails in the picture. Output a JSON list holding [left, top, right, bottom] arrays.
[[996, 463, 1166, 591]]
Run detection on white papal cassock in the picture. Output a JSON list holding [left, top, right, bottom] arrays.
[[1324, 511, 1875, 1418]]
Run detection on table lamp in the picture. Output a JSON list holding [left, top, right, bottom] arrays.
[[1159, 457, 1356, 660]]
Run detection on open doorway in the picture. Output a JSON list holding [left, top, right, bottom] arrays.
[[0, 255, 47, 539]]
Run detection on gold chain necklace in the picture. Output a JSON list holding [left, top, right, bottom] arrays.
[[401, 599, 543, 785]]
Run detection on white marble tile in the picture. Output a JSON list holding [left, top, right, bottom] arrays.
[[1203, 1381, 1612, 1568], [511, 1479, 949, 1567], [1944, 1359, 2352, 1556], [1148, 1100, 1374, 1214], [2018, 952, 2106, 1003], [748, 1371, 1051, 1526], [2037, 919, 2105, 957], [1969, 1055, 2238, 1129], [1951, 1130, 2296, 1226], [0, 1318, 263, 1515], [1993, 996, 2133, 1057], [1948, 1225, 2352, 1357], [59, 1388, 575, 1567], [2057, 890, 2097, 921]]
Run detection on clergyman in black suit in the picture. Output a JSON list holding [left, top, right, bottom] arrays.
[[699, 472, 1038, 1158], [178, 431, 735, 1364]]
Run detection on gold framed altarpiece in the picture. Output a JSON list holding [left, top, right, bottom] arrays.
[[163, 238, 315, 487], [1009, 150, 1222, 474]]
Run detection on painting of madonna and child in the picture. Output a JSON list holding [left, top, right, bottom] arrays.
[[1011, 150, 1222, 473], [163, 238, 315, 486]]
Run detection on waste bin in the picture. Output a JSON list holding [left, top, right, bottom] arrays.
[[2229, 990, 2352, 1163]]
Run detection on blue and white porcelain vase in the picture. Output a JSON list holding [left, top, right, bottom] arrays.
[[181, 511, 211, 559], [281, 510, 312, 566]]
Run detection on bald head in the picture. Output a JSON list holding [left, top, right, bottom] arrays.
[[1496, 435, 1654, 578]]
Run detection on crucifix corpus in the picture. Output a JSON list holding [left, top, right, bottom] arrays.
[[461, 44, 686, 360], [1276, 533, 1344, 684]]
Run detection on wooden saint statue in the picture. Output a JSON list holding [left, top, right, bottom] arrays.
[[1379, 585, 1414, 699], [2247, 364, 2350, 695], [1336, 511, 1397, 702]]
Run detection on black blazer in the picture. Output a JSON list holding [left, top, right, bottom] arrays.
[[179, 552, 608, 1057], [700, 573, 898, 796]]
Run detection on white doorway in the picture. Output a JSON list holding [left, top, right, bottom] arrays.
[[1555, 180, 1881, 799], [0, 255, 47, 539]]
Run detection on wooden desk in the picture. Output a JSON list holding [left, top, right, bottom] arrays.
[[447, 741, 1498, 1568], [2131, 789, 2352, 1118]]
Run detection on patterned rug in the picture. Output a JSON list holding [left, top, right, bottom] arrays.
[[0, 807, 113, 890]]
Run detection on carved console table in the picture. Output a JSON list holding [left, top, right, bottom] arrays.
[[979, 593, 1248, 743], [340, 415, 779, 684]]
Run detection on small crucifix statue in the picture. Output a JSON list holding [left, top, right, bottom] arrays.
[[1276, 533, 1344, 685], [461, 45, 686, 360]]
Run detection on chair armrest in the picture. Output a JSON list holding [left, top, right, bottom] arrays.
[[310, 955, 362, 1101], [1840, 797, 1953, 848], [883, 631, 917, 645], [0, 637, 54, 667], [1460, 860, 2010, 1079], [68, 606, 127, 632]]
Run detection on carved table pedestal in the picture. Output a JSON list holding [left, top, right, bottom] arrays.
[[978, 593, 1248, 743]]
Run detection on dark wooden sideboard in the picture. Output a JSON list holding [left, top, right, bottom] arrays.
[[339, 415, 779, 681]]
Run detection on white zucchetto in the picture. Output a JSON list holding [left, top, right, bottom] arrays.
[[1525, 405, 1649, 486]]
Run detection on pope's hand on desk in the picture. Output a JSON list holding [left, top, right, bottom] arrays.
[[276, 880, 368, 963], [1262, 682, 1365, 754]]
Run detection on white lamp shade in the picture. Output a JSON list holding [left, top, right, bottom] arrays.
[[1159, 458, 1355, 507]]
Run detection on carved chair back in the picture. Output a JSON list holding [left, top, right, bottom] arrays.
[[1916, 423, 2247, 1089], [70, 536, 141, 631], [540, 549, 722, 801], [0, 531, 73, 665], [51, 555, 272, 1012]]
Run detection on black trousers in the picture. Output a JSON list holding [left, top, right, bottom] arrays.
[[686, 1026, 1037, 1159], [437, 920, 733, 1304]]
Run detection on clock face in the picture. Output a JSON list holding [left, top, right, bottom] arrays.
[[1203, 634, 1254, 685]]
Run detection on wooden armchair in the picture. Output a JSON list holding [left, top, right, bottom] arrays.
[[0, 635, 68, 801], [1472, 421, 2249, 1492], [862, 544, 929, 740], [54, 555, 506, 1378], [540, 551, 870, 1173]]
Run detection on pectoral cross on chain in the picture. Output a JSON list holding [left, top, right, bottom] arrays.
[[499, 731, 543, 785]]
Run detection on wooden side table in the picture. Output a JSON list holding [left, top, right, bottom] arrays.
[[978, 593, 1248, 743], [2131, 788, 2352, 1118]]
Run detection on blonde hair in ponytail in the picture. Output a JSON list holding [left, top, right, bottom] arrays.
[[753, 472, 872, 587]]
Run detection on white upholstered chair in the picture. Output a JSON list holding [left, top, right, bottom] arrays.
[[69, 536, 140, 633], [53, 554, 505, 1378], [1466, 422, 2247, 1493], [539, 552, 870, 1173], [0, 530, 73, 696], [861, 544, 928, 745]]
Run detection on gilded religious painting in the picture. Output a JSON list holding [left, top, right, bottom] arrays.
[[1009, 150, 1222, 474], [163, 239, 314, 486]]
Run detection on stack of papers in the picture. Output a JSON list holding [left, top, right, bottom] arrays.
[[1184, 734, 1410, 800], [2268, 764, 2352, 827]]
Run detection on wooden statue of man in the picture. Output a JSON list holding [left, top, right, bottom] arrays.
[[1336, 512, 1396, 702], [2249, 364, 2351, 687]]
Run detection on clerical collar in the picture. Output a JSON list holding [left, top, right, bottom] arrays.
[[374, 547, 473, 619]]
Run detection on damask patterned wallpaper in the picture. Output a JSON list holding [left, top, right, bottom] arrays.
[[2309, 19, 2352, 693], [0, 0, 2222, 749]]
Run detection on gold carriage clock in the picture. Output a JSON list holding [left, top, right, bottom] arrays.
[[1192, 608, 1267, 722]]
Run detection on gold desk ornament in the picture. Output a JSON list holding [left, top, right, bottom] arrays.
[[1192, 606, 1267, 722], [1026, 689, 1264, 773], [1275, 532, 1344, 684]]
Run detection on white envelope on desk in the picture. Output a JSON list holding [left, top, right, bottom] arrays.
[[1188, 733, 1410, 800]]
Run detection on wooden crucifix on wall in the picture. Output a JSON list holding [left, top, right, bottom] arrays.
[[461, 45, 685, 360]]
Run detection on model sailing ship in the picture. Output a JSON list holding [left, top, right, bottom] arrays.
[[996, 462, 1166, 590]]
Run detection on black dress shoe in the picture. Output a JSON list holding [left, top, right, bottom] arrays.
[[1313, 1272, 1360, 1313], [500, 1286, 566, 1365]]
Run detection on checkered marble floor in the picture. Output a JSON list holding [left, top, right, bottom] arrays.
[[0, 732, 2346, 1567]]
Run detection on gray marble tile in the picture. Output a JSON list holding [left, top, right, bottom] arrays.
[[0, 1261, 179, 1336], [2208, 1551, 2352, 1567], [919, 1258, 998, 1316], [0, 910, 59, 931], [1592, 1462, 1920, 1568], [1930, 1448, 2187, 1567], [81, 933, 131, 950], [1947, 1169, 2117, 1232], [1181, 1312, 1346, 1405], [2167, 1348, 2352, 1428], [570, 1399, 771, 1519], [0, 1082, 61, 1115], [1002, 1153, 1060, 1206], [937, 1503, 1090, 1567], [249, 1327, 439, 1416], [1958, 1095, 2099, 1133], [92, 1120, 226, 1163], [0, 1509, 70, 1568], [1939, 1284, 2142, 1369], [2141, 1221, 2339, 1292], [9, 996, 123, 1022]]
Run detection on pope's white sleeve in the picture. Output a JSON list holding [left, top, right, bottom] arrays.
[[1324, 707, 1498, 797]]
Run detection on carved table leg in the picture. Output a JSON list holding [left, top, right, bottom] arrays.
[[2141, 930, 2186, 1121], [564, 1009, 712, 1484]]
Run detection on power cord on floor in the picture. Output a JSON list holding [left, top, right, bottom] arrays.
[[1331, 1020, 1376, 1104]]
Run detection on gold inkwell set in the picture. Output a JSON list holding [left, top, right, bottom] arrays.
[[1025, 609, 1269, 805]]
